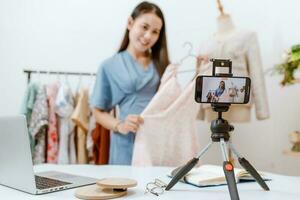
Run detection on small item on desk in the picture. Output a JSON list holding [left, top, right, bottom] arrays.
[[75, 178, 137, 200], [169, 164, 269, 187], [96, 177, 137, 190], [75, 185, 127, 200], [144, 179, 167, 196]]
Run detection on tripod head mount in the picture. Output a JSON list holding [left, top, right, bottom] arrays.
[[210, 115, 234, 142]]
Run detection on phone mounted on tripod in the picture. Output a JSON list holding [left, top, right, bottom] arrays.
[[195, 59, 251, 110]]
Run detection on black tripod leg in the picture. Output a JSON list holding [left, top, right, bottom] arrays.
[[165, 141, 213, 190], [223, 161, 240, 200], [165, 157, 199, 190], [229, 142, 270, 191], [220, 139, 240, 200], [238, 157, 270, 191]]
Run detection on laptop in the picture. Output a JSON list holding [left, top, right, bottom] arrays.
[[0, 115, 97, 194]]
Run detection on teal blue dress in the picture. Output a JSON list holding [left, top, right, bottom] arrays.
[[90, 50, 159, 165]]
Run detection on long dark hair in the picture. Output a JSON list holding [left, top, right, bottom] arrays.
[[219, 81, 225, 90], [118, 1, 170, 77]]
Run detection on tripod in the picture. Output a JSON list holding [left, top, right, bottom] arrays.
[[165, 104, 270, 200]]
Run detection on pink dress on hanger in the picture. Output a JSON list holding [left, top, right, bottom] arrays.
[[46, 83, 59, 163], [132, 64, 201, 167]]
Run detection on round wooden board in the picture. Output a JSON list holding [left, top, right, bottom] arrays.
[[96, 178, 137, 189], [75, 184, 127, 200]]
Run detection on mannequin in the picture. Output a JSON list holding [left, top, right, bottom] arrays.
[[215, 0, 235, 33], [216, 14, 236, 37]]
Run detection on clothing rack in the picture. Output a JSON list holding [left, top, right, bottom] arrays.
[[24, 68, 197, 85], [23, 69, 96, 84]]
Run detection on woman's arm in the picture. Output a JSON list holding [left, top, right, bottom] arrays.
[[92, 108, 144, 135], [92, 108, 120, 131]]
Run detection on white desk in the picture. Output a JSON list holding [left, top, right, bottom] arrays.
[[0, 164, 299, 200]]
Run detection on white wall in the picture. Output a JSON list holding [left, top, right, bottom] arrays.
[[1, 0, 300, 175]]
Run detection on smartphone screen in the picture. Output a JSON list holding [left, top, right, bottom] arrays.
[[195, 76, 251, 104]]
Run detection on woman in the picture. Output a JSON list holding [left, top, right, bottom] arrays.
[[213, 81, 226, 102], [90, 1, 169, 165]]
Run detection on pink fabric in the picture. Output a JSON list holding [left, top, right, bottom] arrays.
[[46, 83, 59, 163], [132, 64, 201, 167]]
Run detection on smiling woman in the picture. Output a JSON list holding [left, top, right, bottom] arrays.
[[119, 1, 169, 75], [126, 13, 162, 69], [90, 1, 170, 165]]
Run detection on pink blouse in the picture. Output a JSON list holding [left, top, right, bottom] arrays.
[[132, 64, 201, 166]]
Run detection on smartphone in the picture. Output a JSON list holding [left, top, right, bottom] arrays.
[[195, 76, 251, 104]]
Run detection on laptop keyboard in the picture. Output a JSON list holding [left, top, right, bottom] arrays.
[[35, 175, 72, 190]]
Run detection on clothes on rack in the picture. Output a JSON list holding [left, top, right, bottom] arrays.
[[86, 115, 96, 163], [29, 84, 48, 164], [46, 83, 59, 163], [132, 64, 201, 166], [92, 124, 110, 164], [55, 84, 76, 164], [20, 82, 39, 152], [21, 72, 111, 165], [71, 88, 90, 164], [198, 29, 270, 122]]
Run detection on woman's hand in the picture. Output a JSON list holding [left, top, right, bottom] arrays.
[[117, 115, 144, 135], [196, 54, 209, 67]]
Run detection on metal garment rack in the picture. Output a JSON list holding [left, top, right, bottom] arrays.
[[24, 68, 197, 84], [23, 69, 96, 84]]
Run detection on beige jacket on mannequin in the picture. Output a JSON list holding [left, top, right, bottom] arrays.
[[198, 15, 270, 122]]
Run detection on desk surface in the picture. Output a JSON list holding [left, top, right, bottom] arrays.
[[0, 164, 299, 200]]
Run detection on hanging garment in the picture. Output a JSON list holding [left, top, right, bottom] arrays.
[[29, 84, 48, 164], [20, 82, 39, 152], [132, 64, 201, 167], [90, 50, 159, 165], [55, 84, 76, 164], [71, 88, 90, 164], [92, 123, 110, 164], [21, 83, 39, 123], [198, 30, 270, 122], [86, 114, 96, 163], [46, 83, 59, 163]]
